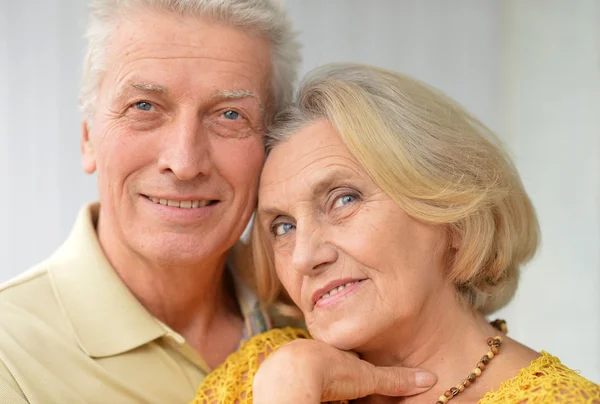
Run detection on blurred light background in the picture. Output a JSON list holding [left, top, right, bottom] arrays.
[[0, 0, 598, 382]]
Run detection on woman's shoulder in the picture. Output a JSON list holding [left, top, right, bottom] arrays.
[[480, 351, 600, 403], [243, 326, 311, 352], [192, 327, 310, 404]]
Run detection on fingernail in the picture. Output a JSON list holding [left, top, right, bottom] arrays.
[[415, 371, 436, 387]]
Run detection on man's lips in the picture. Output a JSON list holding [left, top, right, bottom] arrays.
[[142, 194, 219, 209]]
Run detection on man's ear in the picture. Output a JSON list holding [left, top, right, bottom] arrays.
[[81, 121, 97, 174]]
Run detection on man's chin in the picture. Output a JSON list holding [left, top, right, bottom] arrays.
[[131, 233, 226, 266]]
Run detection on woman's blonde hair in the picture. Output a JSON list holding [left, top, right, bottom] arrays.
[[252, 63, 540, 315]]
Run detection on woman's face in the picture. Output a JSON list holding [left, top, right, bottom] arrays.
[[258, 119, 450, 351]]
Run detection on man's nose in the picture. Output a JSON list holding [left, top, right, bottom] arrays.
[[158, 113, 211, 180]]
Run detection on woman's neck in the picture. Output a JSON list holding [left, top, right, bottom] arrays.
[[356, 287, 502, 403]]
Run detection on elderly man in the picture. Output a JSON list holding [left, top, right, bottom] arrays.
[[0, 1, 435, 403]]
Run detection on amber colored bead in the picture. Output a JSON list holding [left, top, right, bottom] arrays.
[[486, 337, 494, 346], [491, 319, 508, 333], [477, 362, 486, 370], [491, 346, 499, 355], [464, 379, 471, 388], [458, 384, 465, 393], [468, 373, 476, 382], [444, 390, 452, 398], [481, 355, 490, 364], [450, 387, 459, 396]]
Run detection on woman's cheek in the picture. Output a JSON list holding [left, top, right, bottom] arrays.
[[276, 261, 303, 307]]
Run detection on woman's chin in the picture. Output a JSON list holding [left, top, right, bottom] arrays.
[[310, 322, 372, 352]]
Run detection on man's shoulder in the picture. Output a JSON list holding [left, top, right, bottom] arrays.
[[0, 262, 54, 305], [0, 202, 96, 324], [267, 304, 307, 331], [0, 261, 69, 338]]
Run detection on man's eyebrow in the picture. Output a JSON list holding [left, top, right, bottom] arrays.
[[115, 81, 168, 102], [211, 89, 259, 101], [210, 89, 264, 115], [130, 82, 168, 94]]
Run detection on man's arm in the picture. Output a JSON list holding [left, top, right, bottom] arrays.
[[0, 357, 29, 403]]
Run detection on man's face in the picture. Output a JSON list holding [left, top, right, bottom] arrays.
[[81, 10, 271, 266]]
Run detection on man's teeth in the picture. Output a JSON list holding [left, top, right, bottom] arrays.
[[320, 281, 361, 300], [148, 197, 212, 209]]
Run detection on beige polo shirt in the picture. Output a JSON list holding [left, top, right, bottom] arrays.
[[0, 203, 291, 404]]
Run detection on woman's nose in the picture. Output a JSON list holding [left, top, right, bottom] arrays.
[[291, 221, 338, 275]]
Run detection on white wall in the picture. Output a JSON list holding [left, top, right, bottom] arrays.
[[0, 0, 96, 280], [287, 0, 503, 133], [1, 1, 9, 268], [496, 0, 600, 382], [0, 0, 598, 382]]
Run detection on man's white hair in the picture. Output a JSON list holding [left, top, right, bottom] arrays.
[[80, 0, 301, 125]]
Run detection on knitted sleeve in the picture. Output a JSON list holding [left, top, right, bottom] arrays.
[[480, 351, 600, 403], [191, 327, 310, 404]]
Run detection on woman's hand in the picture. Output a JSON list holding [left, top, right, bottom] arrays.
[[252, 339, 436, 403]]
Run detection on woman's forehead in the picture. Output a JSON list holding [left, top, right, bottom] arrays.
[[258, 121, 364, 209], [262, 122, 358, 181]]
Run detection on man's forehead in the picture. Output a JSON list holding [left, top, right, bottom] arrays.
[[107, 10, 271, 61]]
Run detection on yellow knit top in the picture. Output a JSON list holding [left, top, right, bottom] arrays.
[[192, 327, 600, 404]]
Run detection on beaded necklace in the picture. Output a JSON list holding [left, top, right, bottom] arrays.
[[434, 319, 507, 404]]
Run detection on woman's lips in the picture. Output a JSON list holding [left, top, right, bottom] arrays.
[[312, 278, 367, 308]]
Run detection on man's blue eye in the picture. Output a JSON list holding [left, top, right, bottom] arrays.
[[134, 102, 153, 111], [223, 110, 240, 120]]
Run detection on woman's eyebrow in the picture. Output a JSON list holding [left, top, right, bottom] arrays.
[[259, 169, 350, 216], [308, 169, 348, 199]]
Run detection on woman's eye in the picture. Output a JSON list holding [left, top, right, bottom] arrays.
[[222, 110, 240, 120], [273, 222, 295, 236], [133, 101, 153, 111], [333, 194, 357, 208]]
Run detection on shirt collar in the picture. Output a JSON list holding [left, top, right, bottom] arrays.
[[47, 203, 167, 358], [47, 203, 270, 358], [232, 272, 272, 343]]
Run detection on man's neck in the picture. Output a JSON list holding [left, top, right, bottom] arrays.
[[96, 218, 244, 368]]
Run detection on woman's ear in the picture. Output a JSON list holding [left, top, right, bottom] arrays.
[[449, 225, 462, 250]]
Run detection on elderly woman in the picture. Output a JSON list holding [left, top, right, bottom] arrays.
[[193, 64, 600, 403]]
